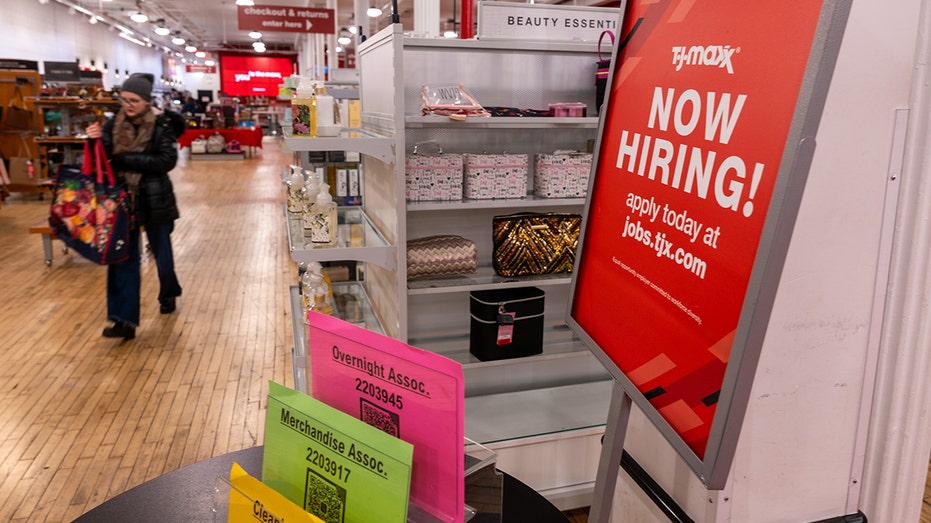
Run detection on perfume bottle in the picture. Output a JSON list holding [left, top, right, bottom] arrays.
[[307, 183, 337, 245]]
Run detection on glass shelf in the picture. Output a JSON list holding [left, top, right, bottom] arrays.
[[283, 129, 395, 163], [407, 266, 572, 295], [405, 116, 599, 129], [407, 195, 585, 212], [285, 205, 396, 270], [289, 283, 385, 394]]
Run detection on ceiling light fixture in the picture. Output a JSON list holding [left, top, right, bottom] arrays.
[[172, 32, 185, 45], [205, 59, 216, 67], [252, 41, 266, 52], [185, 44, 197, 53], [195, 50, 206, 58], [88, 14, 98, 24], [348, 26, 358, 34], [248, 31, 263, 39], [130, 11, 148, 23], [118, 32, 147, 47], [366, 5, 382, 17], [154, 19, 171, 36], [235, 0, 255, 5]]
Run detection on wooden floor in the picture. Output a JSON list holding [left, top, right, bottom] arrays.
[[0, 138, 294, 522]]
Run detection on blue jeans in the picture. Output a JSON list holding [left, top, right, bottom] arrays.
[[145, 221, 182, 304], [107, 228, 141, 326]]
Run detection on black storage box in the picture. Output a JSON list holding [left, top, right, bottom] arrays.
[[469, 287, 545, 361]]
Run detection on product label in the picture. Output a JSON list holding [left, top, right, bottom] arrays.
[[262, 382, 413, 523], [308, 313, 465, 523]]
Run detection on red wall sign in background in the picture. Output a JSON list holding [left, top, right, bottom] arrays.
[[571, 0, 832, 463]]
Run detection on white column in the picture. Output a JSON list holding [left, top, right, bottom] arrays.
[[860, 3, 931, 520], [414, 0, 440, 38]]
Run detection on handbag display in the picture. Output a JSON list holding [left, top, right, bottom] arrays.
[[190, 136, 207, 154], [48, 140, 132, 265], [492, 212, 582, 277], [421, 84, 491, 118], [407, 234, 478, 280], [206, 132, 226, 153], [469, 286, 545, 361], [1, 84, 35, 131]]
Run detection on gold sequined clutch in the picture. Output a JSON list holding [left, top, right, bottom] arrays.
[[492, 213, 582, 277]]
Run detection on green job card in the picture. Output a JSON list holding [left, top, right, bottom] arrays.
[[262, 381, 414, 523]]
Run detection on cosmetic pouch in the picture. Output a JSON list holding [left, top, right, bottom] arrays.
[[492, 212, 582, 277], [407, 234, 478, 280]]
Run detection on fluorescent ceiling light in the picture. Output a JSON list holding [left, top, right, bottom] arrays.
[[119, 32, 147, 47]]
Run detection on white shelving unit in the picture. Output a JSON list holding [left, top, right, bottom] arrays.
[[285, 25, 612, 509]]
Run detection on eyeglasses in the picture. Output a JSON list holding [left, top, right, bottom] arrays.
[[119, 97, 145, 106]]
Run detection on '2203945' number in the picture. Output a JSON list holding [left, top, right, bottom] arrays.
[[354, 378, 403, 409]]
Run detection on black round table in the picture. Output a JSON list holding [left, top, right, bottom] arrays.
[[72, 446, 569, 523]]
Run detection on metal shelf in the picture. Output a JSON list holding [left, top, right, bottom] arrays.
[[407, 195, 585, 212], [285, 205, 396, 270], [405, 116, 598, 129], [283, 129, 395, 163], [407, 266, 572, 295]]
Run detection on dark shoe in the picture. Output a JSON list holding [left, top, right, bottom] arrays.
[[160, 297, 176, 314], [103, 322, 136, 340]]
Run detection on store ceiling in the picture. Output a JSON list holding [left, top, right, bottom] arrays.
[[52, 0, 612, 58]]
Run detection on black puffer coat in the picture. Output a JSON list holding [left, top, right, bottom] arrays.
[[101, 110, 185, 226]]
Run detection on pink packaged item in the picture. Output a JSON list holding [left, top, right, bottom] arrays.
[[462, 153, 528, 199], [534, 152, 592, 198], [405, 142, 464, 202], [548, 102, 588, 117]]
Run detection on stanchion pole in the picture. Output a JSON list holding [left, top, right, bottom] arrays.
[[588, 381, 631, 523]]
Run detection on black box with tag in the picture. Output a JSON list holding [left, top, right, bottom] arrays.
[[469, 287, 545, 361]]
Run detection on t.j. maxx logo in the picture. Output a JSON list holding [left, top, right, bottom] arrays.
[[671, 45, 738, 74]]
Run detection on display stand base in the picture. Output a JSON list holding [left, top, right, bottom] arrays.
[[191, 152, 245, 161], [588, 381, 632, 523]]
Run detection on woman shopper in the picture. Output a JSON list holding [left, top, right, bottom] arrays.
[[86, 72, 185, 340]]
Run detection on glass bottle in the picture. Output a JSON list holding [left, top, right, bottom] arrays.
[[291, 77, 316, 137], [307, 183, 337, 245], [286, 165, 304, 214]]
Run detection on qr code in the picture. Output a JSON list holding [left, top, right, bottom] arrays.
[[304, 468, 347, 523], [360, 397, 400, 437]]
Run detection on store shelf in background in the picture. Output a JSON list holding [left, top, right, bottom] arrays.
[[405, 116, 599, 129], [285, 206, 395, 270]]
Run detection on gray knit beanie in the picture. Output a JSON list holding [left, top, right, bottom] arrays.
[[122, 73, 154, 102]]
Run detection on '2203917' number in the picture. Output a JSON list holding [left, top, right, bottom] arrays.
[[354, 378, 403, 409], [306, 446, 351, 482]]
